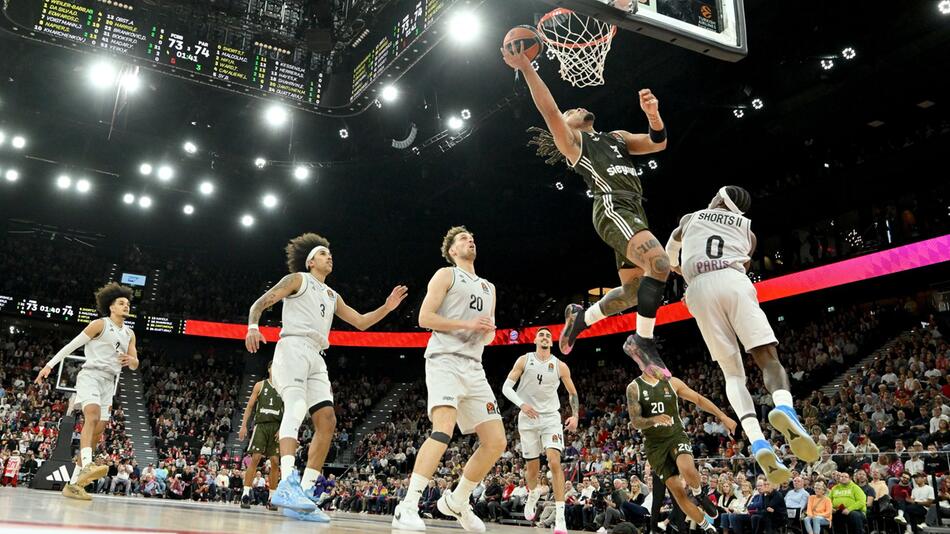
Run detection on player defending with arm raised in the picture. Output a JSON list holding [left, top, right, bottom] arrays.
[[238, 361, 282, 511], [502, 327, 579, 534], [35, 282, 138, 501], [244, 233, 407, 521], [392, 226, 506, 533], [626, 370, 737, 533], [663, 186, 818, 485], [502, 44, 672, 380]]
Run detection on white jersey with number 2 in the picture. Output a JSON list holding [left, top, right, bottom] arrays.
[[680, 208, 753, 285]]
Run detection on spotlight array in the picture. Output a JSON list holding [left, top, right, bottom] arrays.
[[733, 109, 745, 119], [339, 129, 349, 139], [820, 59, 835, 70]]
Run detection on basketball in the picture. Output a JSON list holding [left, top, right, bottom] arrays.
[[503, 25, 543, 61]]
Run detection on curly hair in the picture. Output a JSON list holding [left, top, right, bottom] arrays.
[[285, 233, 330, 273], [722, 185, 752, 213], [441, 226, 471, 266], [527, 126, 568, 166], [94, 282, 133, 317]]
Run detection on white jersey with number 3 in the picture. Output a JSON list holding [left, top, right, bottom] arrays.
[[83, 318, 133, 377], [516, 352, 561, 415], [424, 267, 494, 362], [279, 272, 337, 350], [681, 208, 753, 285]]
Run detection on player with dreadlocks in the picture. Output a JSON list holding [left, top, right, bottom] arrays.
[[502, 45, 672, 379]]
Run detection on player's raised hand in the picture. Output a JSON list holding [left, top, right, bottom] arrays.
[[501, 42, 532, 71], [246, 328, 266, 353], [34, 366, 52, 384], [384, 285, 409, 311], [521, 403, 540, 419], [238, 425, 248, 441], [565, 415, 579, 432], [639, 89, 660, 116], [652, 414, 674, 427]]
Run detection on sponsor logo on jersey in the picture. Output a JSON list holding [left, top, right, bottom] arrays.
[[548, 363, 554, 371], [552, 434, 560, 443], [443, 396, 455, 402], [327, 289, 335, 299], [481, 282, 490, 294], [486, 402, 497, 415], [605, 164, 639, 177]]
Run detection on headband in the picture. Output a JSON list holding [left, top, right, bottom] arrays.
[[306, 245, 330, 267], [719, 186, 744, 215]]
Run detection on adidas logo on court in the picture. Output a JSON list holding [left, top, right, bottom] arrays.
[[46, 465, 74, 482]]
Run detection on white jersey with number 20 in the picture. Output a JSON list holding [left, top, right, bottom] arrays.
[[681, 208, 753, 285]]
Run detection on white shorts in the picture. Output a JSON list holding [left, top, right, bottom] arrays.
[[74, 369, 116, 421], [272, 336, 333, 409], [684, 268, 778, 363], [426, 354, 502, 435], [518, 412, 564, 459]]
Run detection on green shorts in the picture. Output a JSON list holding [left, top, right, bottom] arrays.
[[644, 432, 693, 482], [591, 193, 650, 270], [248, 421, 280, 458]]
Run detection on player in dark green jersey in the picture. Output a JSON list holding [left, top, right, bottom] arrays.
[[625, 357, 737, 533], [502, 45, 672, 380], [238, 362, 283, 510]]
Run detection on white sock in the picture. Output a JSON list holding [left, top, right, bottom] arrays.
[[555, 501, 565, 521], [301, 467, 320, 491], [772, 389, 794, 409], [280, 455, 296, 481], [404, 473, 429, 507], [636, 315, 655, 338], [451, 476, 478, 505], [584, 303, 606, 326], [243, 486, 251, 497], [529, 488, 540, 498], [741, 417, 766, 444], [80, 447, 92, 467], [69, 463, 81, 484]]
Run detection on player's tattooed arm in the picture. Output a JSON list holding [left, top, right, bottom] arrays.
[[570, 393, 580, 418], [626, 381, 655, 429], [248, 273, 301, 326]]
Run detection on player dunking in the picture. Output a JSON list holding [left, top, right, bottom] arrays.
[[35, 282, 138, 500], [238, 361, 282, 511], [501, 46, 672, 379], [663, 186, 819, 483], [392, 226, 506, 533], [501, 327, 579, 534], [626, 368, 737, 533], [245, 233, 408, 522]]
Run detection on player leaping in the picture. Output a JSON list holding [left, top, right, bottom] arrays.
[[245, 233, 407, 522], [502, 327, 579, 534], [663, 186, 819, 484], [502, 45, 672, 380]]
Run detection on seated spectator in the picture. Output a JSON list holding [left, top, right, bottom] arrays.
[[751, 480, 786, 534], [722, 480, 758, 534], [830, 471, 867, 534], [902, 473, 934, 533], [110, 459, 132, 496], [785, 476, 810, 516], [804, 481, 833, 534]]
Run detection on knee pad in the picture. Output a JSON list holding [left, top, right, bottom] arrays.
[[278, 387, 309, 440], [637, 276, 667, 318]]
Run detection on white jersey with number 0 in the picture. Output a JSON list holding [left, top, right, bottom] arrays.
[[424, 267, 494, 362], [83, 318, 133, 377], [280, 272, 337, 350], [516, 352, 562, 415], [681, 208, 753, 285]]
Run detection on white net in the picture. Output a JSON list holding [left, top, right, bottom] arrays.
[[537, 8, 617, 88]]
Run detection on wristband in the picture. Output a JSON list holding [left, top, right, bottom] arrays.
[[248, 324, 259, 331], [649, 127, 666, 143]]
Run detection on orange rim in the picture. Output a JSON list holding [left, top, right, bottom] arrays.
[[537, 8, 618, 49]]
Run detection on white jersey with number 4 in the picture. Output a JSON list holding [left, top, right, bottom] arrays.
[[280, 272, 337, 350], [516, 352, 561, 415], [681, 208, 753, 285], [83, 318, 133, 377], [424, 267, 494, 362]]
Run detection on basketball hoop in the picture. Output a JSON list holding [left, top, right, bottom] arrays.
[[537, 8, 617, 88]]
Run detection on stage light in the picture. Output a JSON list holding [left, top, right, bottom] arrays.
[[294, 165, 310, 181], [156, 165, 174, 182], [842, 47, 856, 60], [123, 193, 135, 204], [647, 160, 658, 170], [939, 0, 950, 15], [447, 116, 463, 130], [381, 85, 398, 102], [751, 98, 764, 110], [88, 60, 117, 89], [733, 109, 745, 118], [339, 129, 349, 139], [461, 109, 472, 120], [448, 11, 480, 43], [183, 141, 197, 154], [139, 163, 153, 175], [11, 136, 25, 150], [821, 59, 835, 70], [0, 131, 5, 145], [586, 190, 594, 198], [254, 157, 267, 168], [199, 181, 215, 196], [264, 104, 289, 127], [76, 178, 91, 193], [262, 193, 278, 209], [241, 214, 255, 227], [183, 204, 195, 215], [120, 71, 141, 93], [138, 196, 152, 209], [824, 162, 830, 168], [56, 175, 72, 190], [4, 169, 18, 182], [555, 181, 564, 191]]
